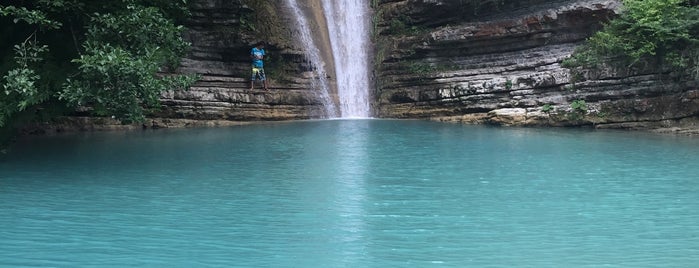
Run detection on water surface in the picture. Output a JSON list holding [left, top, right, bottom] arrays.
[[1, 120, 698, 267]]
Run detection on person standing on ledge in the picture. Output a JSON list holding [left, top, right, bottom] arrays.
[[250, 41, 269, 91]]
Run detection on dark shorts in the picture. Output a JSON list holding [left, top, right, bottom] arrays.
[[251, 67, 266, 81]]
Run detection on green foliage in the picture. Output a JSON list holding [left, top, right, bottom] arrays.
[[239, 13, 256, 32], [82, 5, 189, 68], [402, 60, 460, 77], [1, 36, 50, 126], [61, 44, 196, 123], [596, 111, 609, 119], [564, 0, 699, 79], [541, 104, 554, 113], [570, 100, 587, 113], [408, 62, 436, 74], [262, 53, 293, 84], [371, 8, 383, 40], [388, 18, 406, 34], [386, 15, 427, 36], [0, 5, 61, 29], [567, 99, 588, 120], [0, 1, 196, 128], [505, 79, 513, 90]]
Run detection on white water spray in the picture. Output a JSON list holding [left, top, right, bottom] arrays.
[[323, 0, 372, 118], [284, 0, 339, 118]]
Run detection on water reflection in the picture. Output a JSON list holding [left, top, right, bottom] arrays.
[[2, 120, 699, 267], [329, 120, 370, 262]]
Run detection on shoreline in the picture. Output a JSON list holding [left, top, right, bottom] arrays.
[[15, 115, 699, 137]]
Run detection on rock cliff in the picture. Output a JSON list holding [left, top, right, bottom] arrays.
[[373, 0, 699, 133], [157, 0, 333, 122], [148, 0, 699, 134]]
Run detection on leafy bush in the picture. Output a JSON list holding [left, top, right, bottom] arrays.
[[570, 100, 587, 113], [567, 100, 588, 120], [0, 1, 196, 128], [1, 38, 49, 127], [563, 0, 699, 79], [60, 4, 196, 123], [541, 104, 554, 113]]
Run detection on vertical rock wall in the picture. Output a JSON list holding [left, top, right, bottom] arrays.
[[373, 0, 699, 133], [154, 0, 699, 133], [158, 0, 331, 121]]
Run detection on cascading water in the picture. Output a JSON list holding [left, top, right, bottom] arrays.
[[285, 0, 371, 118], [323, 0, 372, 118], [284, 0, 339, 118]]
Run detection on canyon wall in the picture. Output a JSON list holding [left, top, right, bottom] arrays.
[[156, 0, 333, 123], [372, 0, 699, 133], [151, 0, 698, 133]]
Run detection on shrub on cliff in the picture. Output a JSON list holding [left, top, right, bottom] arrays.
[[0, 0, 197, 129], [563, 0, 699, 79]]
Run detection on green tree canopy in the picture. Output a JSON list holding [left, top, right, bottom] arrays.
[[0, 0, 197, 130], [563, 0, 699, 79]]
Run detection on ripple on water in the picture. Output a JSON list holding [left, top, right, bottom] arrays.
[[1, 120, 699, 267]]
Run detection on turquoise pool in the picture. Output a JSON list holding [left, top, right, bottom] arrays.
[[1, 120, 698, 267]]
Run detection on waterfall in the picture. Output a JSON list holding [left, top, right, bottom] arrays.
[[323, 0, 372, 118], [285, 0, 371, 118], [284, 0, 339, 118]]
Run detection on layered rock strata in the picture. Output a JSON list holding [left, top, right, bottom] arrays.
[[373, 0, 699, 133], [50, 0, 698, 134], [158, 0, 332, 122]]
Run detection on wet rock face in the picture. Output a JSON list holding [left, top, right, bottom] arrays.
[[161, 0, 328, 121], [162, 0, 699, 133], [374, 0, 699, 133]]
